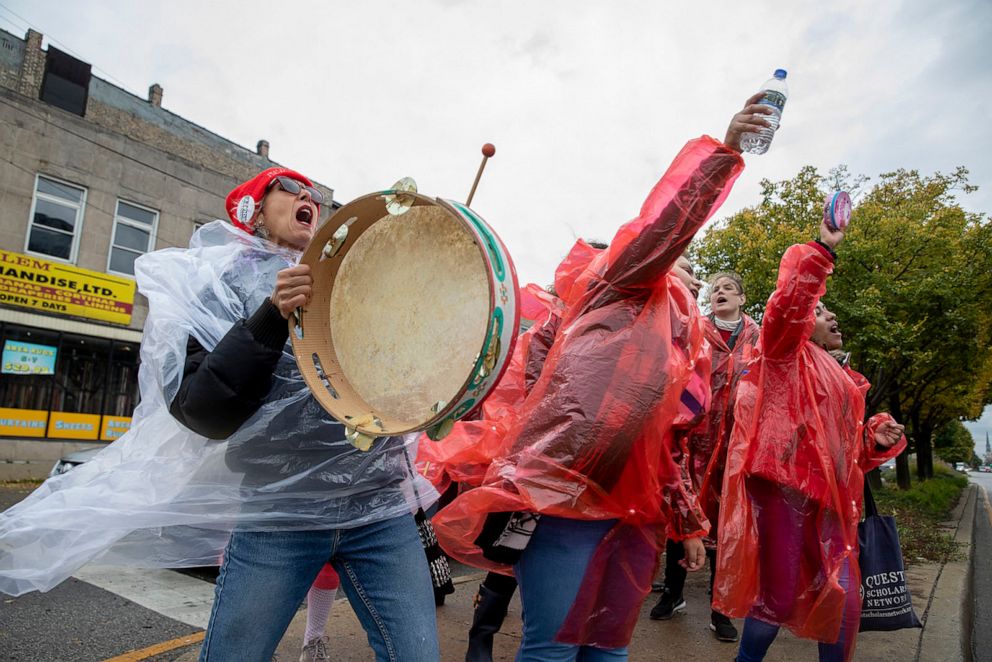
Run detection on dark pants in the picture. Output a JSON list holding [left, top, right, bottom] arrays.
[[663, 538, 721, 617]]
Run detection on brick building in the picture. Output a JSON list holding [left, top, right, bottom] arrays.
[[0, 28, 335, 477]]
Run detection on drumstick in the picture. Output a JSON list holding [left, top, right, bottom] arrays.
[[466, 143, 496, 207]]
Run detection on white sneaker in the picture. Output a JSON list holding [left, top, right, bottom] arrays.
[[300, 636, 330, 662]]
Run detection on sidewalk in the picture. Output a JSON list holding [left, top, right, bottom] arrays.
[[169, 486, 977, 661]]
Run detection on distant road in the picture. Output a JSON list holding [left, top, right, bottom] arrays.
[[969, 471, 992, 661]]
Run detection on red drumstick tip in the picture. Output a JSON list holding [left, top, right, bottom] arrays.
[[482, 143, 496, 158]]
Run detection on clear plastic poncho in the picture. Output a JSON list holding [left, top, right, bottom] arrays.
[[0, 221, 436, 596], [713, 243, 906, 659], [432, 137, 745, 647]]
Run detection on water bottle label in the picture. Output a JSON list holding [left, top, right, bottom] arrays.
[[759, 90, 786, 112]]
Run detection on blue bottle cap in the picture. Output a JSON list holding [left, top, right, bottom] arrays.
[[774, 69, 788, 79]]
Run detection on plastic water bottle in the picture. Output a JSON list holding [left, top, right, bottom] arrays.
[[740, 69, 788, 155]]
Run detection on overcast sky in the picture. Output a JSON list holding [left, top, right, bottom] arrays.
[[3, 0, 990, 447]]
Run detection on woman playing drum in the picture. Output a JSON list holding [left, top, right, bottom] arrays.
[[167, 168, 441, 661], [0, 167, 441, 662]]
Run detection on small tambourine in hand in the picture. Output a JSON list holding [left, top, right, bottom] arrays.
[[823, 191, 852, 231]]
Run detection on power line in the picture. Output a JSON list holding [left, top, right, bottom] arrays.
[[0, 2, 138, 96], [0, 95, 248, 200], [0, 10, 24, 37], [0, 12, 336, 198]]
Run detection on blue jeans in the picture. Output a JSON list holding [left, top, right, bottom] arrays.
[[199, 514, 438, 662], [514, 516, 627, 661]]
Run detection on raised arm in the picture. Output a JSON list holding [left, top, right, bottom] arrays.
[[598, 138, 743, 293], [593, 94, 772, 297], [760, 221, 844, 360]]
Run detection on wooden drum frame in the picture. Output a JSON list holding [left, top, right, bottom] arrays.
[[290, 190, 519, 447]]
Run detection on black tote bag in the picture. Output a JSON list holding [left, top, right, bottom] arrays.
[[857, 482, 923, 632]]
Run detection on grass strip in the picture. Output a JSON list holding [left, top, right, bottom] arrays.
[[876, 462, 967, 565]]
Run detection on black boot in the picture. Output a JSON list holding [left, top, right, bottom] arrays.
[[465, 584, 512, 662]]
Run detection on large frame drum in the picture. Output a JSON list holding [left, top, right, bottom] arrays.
[[291, 191, 519, 446]]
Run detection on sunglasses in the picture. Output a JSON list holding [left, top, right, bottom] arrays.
[[271, 176, 324, 205]]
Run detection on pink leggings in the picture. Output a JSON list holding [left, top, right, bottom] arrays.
[[744, 479, 860, 661]]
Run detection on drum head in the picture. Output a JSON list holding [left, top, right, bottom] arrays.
[[293, 192, 502, 437], [329, 205, 490, 427], [294, 189, 520, 441]]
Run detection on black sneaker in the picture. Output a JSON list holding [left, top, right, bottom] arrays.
[[649, 590, 686, 620], [709, 612, 739, 642], [651, 580, 665, 593]]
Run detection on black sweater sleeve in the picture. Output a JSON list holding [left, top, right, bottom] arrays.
[[169, 299, 290, 439]]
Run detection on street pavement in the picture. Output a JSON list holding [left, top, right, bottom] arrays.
[[0, 481, 981, 661], [0, 577, 199, 662], [968, 471, 992, 660]]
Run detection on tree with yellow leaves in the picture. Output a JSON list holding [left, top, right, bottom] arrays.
[[692, 165, 992, 488]]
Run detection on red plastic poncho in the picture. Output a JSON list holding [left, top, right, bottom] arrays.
[[690, 315, 760, 547], [417, 283, 566, 495], [433, 136, 745, 647], [713, 243, 906, 655]]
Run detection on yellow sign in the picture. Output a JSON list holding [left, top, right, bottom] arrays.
[[47, 411, 101, 440], [101, 415, 133, 441], [0, 249, 135, 325], [0, 407, 48, 437]]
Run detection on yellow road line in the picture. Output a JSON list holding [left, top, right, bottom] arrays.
[[983, 485, 992, 528], [102, 631, 205, 662]]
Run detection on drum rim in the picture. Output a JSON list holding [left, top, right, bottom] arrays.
[[290, 190, 519, 439]]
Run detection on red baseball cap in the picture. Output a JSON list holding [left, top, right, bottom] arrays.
[[225, 167, 318, 234]]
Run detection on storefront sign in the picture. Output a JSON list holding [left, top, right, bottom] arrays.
[[0, 407, 48, 437], [2, 340, 58, 375], [100, 415, 133, 441], [0, 249, 135, 325], [0, 408, 133, 441], [47, 411, 101, 440]]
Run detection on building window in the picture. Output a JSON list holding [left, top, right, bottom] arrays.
[[51, 334, 111, 415], [40, 47, 91, 117], [0, 322, 141, 441], [0, 326, 59, 411], [108, 200, 158, 276], [26, 175, 86, 262]]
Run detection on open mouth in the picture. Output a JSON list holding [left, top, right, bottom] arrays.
[[830, 323, 841, 335], [295, 205, 314, 225], [716, 295, 728, 305], [691, 287, 700, 299]]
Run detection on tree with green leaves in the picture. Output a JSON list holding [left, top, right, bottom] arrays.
[[934, 420, 978, 466], [692, 165, 992, 489]]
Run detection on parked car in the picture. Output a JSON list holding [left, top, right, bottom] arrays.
[[48, 447, 104, 478], [980, 465, 992, 473]]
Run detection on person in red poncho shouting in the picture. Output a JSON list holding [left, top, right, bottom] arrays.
[[713, 221, 906, 662], [650, 271, 760, 644], [432, 94, 774, 659]]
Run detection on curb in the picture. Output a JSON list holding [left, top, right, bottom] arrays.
[[915, 483, 976, 662], [969, 482, 992, 662]]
